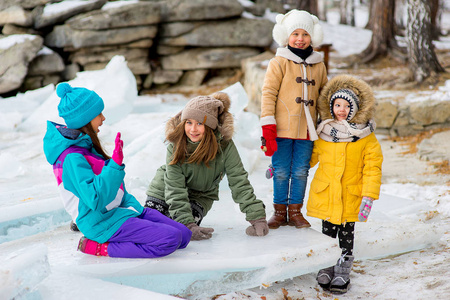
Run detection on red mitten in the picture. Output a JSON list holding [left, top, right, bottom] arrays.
[[261, 125, 278, 156], [112, 132, 124, 165]]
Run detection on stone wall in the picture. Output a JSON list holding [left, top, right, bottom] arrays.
[[241, 54, 450, 137], [0, 0, 274, 95]]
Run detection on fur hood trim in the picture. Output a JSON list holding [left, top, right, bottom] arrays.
[[317, 74, 375, 124], [165, 92, 234, 142]]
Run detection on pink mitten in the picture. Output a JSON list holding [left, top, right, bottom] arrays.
[[112, 132, 124, 165]]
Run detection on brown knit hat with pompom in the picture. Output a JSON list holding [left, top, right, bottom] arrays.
[[181, 95, 224, 129]]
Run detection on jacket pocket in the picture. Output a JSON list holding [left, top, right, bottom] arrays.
[[346, 184, 362, 214], [310, 178, 330, 212], [275, 99, 290, 131]]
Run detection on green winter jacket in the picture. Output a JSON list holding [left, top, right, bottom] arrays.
[[146, 94, 266, 225]]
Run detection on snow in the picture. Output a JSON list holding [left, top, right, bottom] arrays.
[[0, 34, 37, 49], [42, 0, 99, 17], [102, 0, 140, 10], [0, 4, 449, 300]]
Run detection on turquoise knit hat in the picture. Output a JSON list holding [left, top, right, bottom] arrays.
[[56, 83, 104, 129]]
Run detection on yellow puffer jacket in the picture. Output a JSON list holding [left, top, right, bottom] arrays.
[[307, 133, 383, 224]]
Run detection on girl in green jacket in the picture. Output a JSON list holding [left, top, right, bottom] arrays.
[[145, 92, 268, 240]]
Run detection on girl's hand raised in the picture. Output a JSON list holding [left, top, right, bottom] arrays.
[[112, 132, 124, 165]]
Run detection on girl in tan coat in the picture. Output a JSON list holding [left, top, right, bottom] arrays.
[[260, 10, 328, 229], [308, 74, 383, 294]]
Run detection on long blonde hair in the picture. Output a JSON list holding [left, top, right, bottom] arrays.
[[80, 123, 111, 160], [167, 120, 218, 167]]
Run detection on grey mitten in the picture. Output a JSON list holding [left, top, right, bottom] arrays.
[[246, 218, 269, 236], [358, 197, 373, 222], [186, 223, 214, 240]]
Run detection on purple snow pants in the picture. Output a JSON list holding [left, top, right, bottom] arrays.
[[107, 208, 192, 258]]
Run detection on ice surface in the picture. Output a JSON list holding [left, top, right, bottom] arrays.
[[0, 56, 447, 299], [0, 244, 50, 300]]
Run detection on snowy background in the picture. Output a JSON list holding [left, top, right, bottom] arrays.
[[1, 2, 450, 300]]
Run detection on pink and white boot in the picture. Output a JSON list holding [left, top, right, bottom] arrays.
[[78, 236, 109, 256]]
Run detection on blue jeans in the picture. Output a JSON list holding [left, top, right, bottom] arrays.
[[272, 138, 313, 205]]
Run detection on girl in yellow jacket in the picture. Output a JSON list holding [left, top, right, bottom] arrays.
[[307, 75, 383, 294]]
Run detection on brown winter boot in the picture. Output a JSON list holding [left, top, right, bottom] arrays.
[[267, 204, 288, 229], [288, 204, 311, 228]]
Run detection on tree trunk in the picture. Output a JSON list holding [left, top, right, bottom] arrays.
[[365, 0, 375, 30], [340, 0, 348, 24], [291, 0, 319, 16], [349, 0, 355, 26], [429, 0, 441, 40], [359, 0, 401, 63], [317, 0, 327, 21], [406, 0, 445, 82]]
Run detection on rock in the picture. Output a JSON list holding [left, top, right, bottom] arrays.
[[64, 39, 153, 52], [66, 2, 161, 30], [22, 75, 44, 91], [244, 3, 266, 17], [33, 0, 107, 29], [0, 34, 43, 94], [161, 47, 260, 70], [156, 45, 185, 56], [153, 69, 184, 85], [0, 0, 53, 11], [142, 73, 154, 89], [0, 5, 33, 27], [241, 51, 274, 115], [418, 130, 450, 162], [161, 0, 244, 22], [160, 18, 273, 47], [374, 100, 398, 128], [70, 48, 148, 66], [159, 21, 203, 37], [409, 100, 450, 126], [84, 58, 150, 75], [62, 63, 80, 81], [28, 47, 65, 75], [45, 24, 157, 49], [178, 70, 209, 87], [2, 23, 39, 35]]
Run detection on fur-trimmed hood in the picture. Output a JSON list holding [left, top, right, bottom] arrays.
[[317, 74, 375, 124], [165, 92, 234, 143]]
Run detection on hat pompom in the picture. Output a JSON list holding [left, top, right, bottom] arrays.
[[311, 22, 324, 47], [275, 13, 285, 24], [211, 92, 231, 113], [56, 82, 72, 98], [273, 23, 288, 47]]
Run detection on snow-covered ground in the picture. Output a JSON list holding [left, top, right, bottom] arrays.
[[1, 2, 450, 300]]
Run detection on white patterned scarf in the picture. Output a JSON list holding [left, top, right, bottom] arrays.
[[316, 119, 376, 143]]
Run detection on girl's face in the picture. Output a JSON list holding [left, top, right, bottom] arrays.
[[333, 98, 351, 121], [288, 29, 311, 49], [185, 119, 205, 142], [90, 113, 105, 133]]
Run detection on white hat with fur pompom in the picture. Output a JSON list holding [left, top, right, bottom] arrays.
[[272, 10, 324, 48]]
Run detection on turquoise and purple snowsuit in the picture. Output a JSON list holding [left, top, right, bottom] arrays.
[[43, 121, 191, 258]]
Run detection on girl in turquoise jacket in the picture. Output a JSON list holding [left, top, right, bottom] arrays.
[[43, 83, 191, 258], [145, 92, 268, 240]]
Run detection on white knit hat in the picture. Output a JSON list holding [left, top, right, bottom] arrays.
[[272, 9, 324, 47]]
